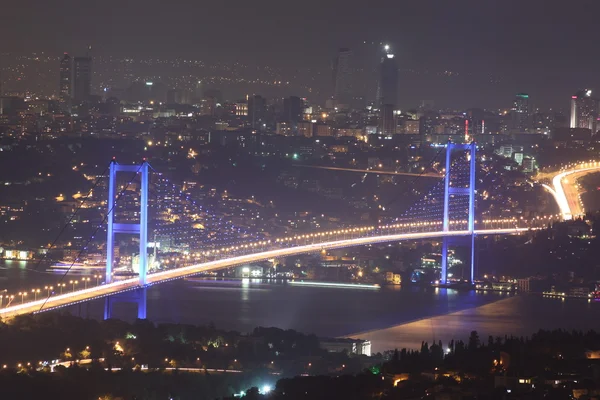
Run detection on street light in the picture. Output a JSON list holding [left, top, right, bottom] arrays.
[[44, 286, 54, 297], [94, 275, 101, 286], [18, 292, 27, 304], [69, 280, 78, 292], [82, 277, 90, 289], [31, 288, 40, 301]]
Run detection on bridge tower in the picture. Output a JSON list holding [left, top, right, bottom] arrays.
[[104, 160, 149, 320], [440, 142, 476, 284]]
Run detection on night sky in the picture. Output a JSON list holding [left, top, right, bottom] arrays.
[[2, 0, 600, 109]]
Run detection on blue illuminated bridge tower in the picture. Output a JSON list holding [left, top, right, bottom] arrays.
[[440, 141, 476, 284], [104, 160, 149, 320]]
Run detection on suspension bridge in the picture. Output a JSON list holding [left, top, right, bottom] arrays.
[[0, 143, 559, 320]]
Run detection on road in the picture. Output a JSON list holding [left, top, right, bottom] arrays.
[[547, 163, 600, 219], [47, 359, 244, 374], [0, 228, 527, 319], [293, 165, 442, 178]]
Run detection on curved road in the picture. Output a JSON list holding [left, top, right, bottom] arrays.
[[546, 162, 600, 220], [0, 228, 527, 319]]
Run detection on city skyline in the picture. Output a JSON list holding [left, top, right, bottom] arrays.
[[2, 0, 600, 109], [4, 4, 600, 398]]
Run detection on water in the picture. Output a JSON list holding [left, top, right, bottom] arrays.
[[350, 294, 600, 352], [3, 261, 600, 353], [0, 260, 101, 294]]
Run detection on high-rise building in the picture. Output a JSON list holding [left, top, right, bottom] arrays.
[[378, 45, 398, 107], [297, 121, 313, 138], [200, 88, 222, 116], [419, 112, 439, 136], [511, 93, 529, 132], [332, 48, 352, 109], [283, 96, 303, 124], [194, 81, 203, 103], [570, 89, 598, 133], [380, 104, 396, 136], [59, 53, 73, 103], [73, 56, 92, 102], [167, 89, 193, 105], [248, 95, 267, 130], [235, 101, 248, 116], [378, 45, 398, 135], [0, 62, 4, 115]]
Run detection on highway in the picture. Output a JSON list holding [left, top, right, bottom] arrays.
[[48, 358, 244, 374], [293, 165, 442, 178], [546, 162, 600, 219], [0, 228, 527, 319]]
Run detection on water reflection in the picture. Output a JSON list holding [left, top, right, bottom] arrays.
[[4, 262, 600, 354], [351, 294, 600, 353], [241, 278, 250, 302]]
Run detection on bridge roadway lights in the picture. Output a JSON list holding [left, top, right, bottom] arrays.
[[0, 228, 532, 319], [104, 287, 147, 320]]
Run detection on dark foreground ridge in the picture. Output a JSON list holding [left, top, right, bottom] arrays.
[[1, 314, 600, 399]]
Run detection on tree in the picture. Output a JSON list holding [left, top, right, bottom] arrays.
[[468, 331, 480, 351], [61, 349, 73, 360], [245, 386, 261, 400], [79, 348, 91, 359]]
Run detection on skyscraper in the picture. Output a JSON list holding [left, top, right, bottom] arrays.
[[511, 93, 529, 132], [332, 48, 352, 109], [248, 95, 267, 130], [378, 45, 398, 135], [0, 58, 3, 115], [378, 45, 398, 107], [73, 56, 92, 102], [570, 89, 598, 132], [193, 80, 203, 104], [59, 53, 73, 103], [283, 96, 303, 123]]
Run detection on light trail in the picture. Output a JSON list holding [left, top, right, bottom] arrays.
[[293, 165, 442, 178], [287, 281, 381, 289], [46, 359, 244, 374], [0, 227, 528, 319], [549, 163, 600, 220]]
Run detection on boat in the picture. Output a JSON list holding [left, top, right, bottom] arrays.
[[113, 270, 138, 277], [48, 261, 105, 271]]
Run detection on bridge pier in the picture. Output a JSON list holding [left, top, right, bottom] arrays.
[[440, 235, 475, 284], [104, 287, 147, 320], [440, 236, 449, 283]]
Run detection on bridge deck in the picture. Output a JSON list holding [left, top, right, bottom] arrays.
[[0, 228, 528, 319]]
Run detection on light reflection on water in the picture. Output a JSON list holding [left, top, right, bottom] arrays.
[[353, 294, 600, 352], [3, 262, 600, 352]]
